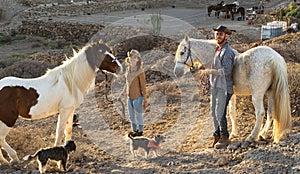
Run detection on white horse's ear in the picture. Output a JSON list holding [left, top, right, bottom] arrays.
[[184, 34, 189, 42]]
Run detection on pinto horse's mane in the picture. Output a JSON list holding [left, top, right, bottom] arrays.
[[44, 43, 97, 95]]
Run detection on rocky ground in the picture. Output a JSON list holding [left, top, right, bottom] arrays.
[[0, 0, 299, 173]]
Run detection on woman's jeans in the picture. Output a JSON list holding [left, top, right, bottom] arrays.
[[128, 96, 144, 132], [211, 87, 232, 137]]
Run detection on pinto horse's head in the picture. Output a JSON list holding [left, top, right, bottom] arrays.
[[85, 41, 123, 75]]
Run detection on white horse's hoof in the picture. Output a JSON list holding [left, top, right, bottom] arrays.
[[258, 135, 267, 141], [241, 141, 251, 149]]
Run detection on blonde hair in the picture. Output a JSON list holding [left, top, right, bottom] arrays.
[[125, 49, 143, 70]]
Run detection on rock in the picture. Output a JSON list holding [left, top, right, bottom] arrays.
[[228, 141, 242, 151], [216, 156, 229, 166], [111, 169, 125, 173], [241, 141, 250, 149]]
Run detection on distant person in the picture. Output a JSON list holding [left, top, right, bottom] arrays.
[[120, 49, 147, 137], [202, 25, 235, 149], [258, 0, 264, 14]]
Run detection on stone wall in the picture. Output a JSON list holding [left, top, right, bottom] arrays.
[[20, 0, 169, 19], [15, 0, 203, 43], [18, 20, 104, 43], [19, 0, 206, 20]]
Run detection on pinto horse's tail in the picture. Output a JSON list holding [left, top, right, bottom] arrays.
[[23, 151, 39, 161], [271, 57, 292, 143]]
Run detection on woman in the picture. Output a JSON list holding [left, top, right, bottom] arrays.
[[124, 49, 147, 137]]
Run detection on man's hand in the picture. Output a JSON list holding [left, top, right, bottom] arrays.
[[203, 69, 219, 75]]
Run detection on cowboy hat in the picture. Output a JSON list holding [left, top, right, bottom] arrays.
[[213, 25, 235, 35]]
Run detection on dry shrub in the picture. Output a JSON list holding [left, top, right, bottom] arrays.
[[287, 63, 300, 116]]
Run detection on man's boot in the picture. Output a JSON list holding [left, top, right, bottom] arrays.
[[215, 135, 229, 149], [211, 135, 220, 148]]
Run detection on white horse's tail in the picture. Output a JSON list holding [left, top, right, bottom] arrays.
[[271, 58, 292, 143]]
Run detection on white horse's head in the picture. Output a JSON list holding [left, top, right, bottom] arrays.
[[174, 35, 217, 77]]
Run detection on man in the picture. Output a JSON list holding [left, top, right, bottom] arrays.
[[204, 25, 235, 149]]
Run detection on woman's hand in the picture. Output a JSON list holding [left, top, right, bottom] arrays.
[[143, 98, 148, 110]]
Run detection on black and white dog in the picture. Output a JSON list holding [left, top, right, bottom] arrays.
[[128, 133, 164, 159], [23, 140, 76, 174]]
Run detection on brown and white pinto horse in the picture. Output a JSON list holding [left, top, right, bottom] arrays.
[[0, 41, 122, 163]]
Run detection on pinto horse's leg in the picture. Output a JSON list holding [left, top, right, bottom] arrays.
[[0, 123, 19, 163], [247, 94, 265, 142], [0, 149, 9, 164], [259, 90, 274, 140], [64, 110, 75, 141], [229, 94, 238, 139], [55, 108, 75, 146]]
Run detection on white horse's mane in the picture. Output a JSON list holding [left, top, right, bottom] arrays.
[[187, 38, 240, 66], [188, 38, 217, 66]]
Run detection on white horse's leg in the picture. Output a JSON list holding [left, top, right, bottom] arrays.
[[0, 123, 19, 163], [229, 94, 238, 139], [55, 108, 75, 146], [259, 90, 274, 140], [247, 94, 265, 142]]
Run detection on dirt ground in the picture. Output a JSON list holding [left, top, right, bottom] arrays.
[[0, 0, 299, 173]]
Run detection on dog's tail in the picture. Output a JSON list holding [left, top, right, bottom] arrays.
[[23, 151, 39, 161], [128, 133, 134, 140]]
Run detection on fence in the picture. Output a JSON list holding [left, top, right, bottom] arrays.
[[261, 21, 287, 40]]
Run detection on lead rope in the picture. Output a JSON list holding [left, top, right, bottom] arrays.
[[117, 97, 126, 125], [200, 72, 211, 95], [103, 72, 113, 103], [102, 71, 127, 125]]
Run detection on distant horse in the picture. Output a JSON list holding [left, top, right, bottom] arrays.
[[252, 5, 264, 14], [207, 1, 224, 17], [174, 36, 292, 143], [0, 41, 122, 163], [221, 3, 237, 20], [210, 3, 237, 19], [233, 6, 246, 20]]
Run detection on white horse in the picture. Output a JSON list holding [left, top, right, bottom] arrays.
[[174, 36, 292, 143], [0, 41, 122, 163]]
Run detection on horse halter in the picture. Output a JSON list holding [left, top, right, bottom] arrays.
[[104, 50, 122, 68], [102, 50, 123, 103], [177, 41, 195, 69]]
